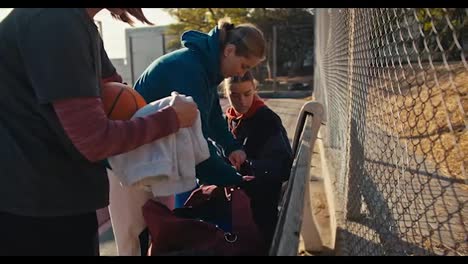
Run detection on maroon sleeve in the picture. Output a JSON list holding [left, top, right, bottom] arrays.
[[53, 97, 179, 162]]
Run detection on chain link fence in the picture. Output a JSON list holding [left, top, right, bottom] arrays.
[[314, 8, 467, 256]]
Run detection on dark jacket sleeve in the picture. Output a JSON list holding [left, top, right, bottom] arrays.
[[250, 130, 293, 183], [244, 110, 293, 184]]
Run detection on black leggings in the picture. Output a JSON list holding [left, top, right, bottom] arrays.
[[139, 228, 150, 256], [244, 181, 283, 247], [0, 211, 99, 256]]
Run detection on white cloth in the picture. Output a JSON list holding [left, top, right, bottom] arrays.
[[108, 95, 210, 197], [107, 94, 209, 256], [107, 169, 174, 256]]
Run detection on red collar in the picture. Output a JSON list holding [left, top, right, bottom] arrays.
[[225, 95, 265, 137]]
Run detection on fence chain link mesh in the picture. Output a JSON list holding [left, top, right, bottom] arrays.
[[314, 8, 467, 256]]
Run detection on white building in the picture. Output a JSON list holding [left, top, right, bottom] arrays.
[[109, 58, 132, 84], [110, 25, 178, 86], [125, 25, 166, 85]]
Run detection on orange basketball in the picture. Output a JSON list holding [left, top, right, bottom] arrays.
[[101, 82, 147, 120]]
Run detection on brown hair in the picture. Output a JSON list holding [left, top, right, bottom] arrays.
[[110, 8, 153, 26], [218, 18, 266, 60], [223, 70, 258, 97]]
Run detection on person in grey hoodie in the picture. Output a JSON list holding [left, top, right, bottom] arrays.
[[134, 18, 267, 208]]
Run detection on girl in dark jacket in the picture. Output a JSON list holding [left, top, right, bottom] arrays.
[[224, 71, 293, 246]]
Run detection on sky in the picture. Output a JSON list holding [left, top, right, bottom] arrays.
[[0, 8, 176, 59]]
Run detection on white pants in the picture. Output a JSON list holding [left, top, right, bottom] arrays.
[[108, 169, 174, 256]]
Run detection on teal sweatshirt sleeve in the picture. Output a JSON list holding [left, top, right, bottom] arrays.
[[196, 142, 242, 186], [182, 76, 242, 186], [208, 94, 242, 155], [135, 62, 242, 186]]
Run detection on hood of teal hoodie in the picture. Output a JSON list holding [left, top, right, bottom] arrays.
[[180, 26, 224, 86]]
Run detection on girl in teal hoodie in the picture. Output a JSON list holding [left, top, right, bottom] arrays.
[[134, 19, 266, 207]]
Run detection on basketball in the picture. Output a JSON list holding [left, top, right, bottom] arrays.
[[101, 82, 147, 120]]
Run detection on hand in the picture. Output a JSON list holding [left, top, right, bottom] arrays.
[[200, 185, 218, 195], [170, 92, 198, 128], [242, 175, 255, 182], [228, 150, 247, 170]]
